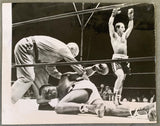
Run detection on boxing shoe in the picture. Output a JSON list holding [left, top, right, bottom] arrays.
[[80, 103, 105, 118], [112, 94, 122, 106], [147, 107, 156, 121], [136, 102, 155, 114], [130, 102, 156, 118], [115, 99, 122, 106], [38, 103, 55, 111]]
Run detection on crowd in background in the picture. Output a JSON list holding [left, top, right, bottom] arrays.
[[98, 84, 156, 103]]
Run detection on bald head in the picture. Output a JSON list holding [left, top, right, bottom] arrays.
[[67, 42, 79, 57]]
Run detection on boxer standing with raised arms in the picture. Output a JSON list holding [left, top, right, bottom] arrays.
[[108, 8, 134, 105]]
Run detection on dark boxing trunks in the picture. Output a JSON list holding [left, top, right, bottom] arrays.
[[112, 61, 131, 74], [111, 54, 131, 74]]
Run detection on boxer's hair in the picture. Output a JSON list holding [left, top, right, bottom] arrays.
[[115, 22, 125, 31], [39, 84, 53, 95]]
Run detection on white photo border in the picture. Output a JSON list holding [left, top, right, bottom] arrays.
[[1, 0, 160, 125]]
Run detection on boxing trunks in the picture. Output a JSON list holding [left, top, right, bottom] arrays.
[[69, 80, 102, 104], [111, 54, 131, 74], [57, 73, 102, 104]]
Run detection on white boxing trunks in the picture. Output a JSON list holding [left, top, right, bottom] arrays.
[[70, 80, 102, 104]]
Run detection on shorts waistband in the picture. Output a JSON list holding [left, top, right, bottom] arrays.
[[112, 54, 128, 59]]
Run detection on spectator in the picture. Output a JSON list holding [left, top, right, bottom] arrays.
[[102, 86, 113, 101], [133, 90, 140, 102], [127, 96, 132, 102], [143, 97, 149, 103], [136, 96, 141, 102], [99, 84, 105, 97], [122, 98, 128, 102], [131, 98, 136, 102]]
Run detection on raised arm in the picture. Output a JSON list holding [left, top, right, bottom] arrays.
[[125, 8, 134, 38], [108, 8, 121, 37]]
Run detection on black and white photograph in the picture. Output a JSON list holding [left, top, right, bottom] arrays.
[[2, 2, 157, 124]]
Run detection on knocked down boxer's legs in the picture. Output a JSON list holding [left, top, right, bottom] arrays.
[[55, 91, 156, 119], [55, 89, 90, 114], [55, 89, 105, 118], [92, 99, 156, 119], [104, 102, 131, 117]]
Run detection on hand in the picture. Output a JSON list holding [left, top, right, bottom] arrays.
[[46, 66, 62, 79], [54, 72, 62, 79], [81, 73, 89, 80], [93, 63, 109, 75], [112, 8, 121, 17], [128, 8, 134, 20]]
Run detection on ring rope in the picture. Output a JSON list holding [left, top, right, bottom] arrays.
[[104, 87, 155, 90], [12, 56, 155, 68], [122, 87, 155, 90], [10, 72, 155, 83], [10, 79, 156, 90], [105, 72, 155, 76], [12, 3, 140, 27]]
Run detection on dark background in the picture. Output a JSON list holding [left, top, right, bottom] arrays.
[[12, 3, 155, 98]]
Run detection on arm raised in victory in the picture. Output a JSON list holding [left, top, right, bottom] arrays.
[[125, 8, 134, 38]]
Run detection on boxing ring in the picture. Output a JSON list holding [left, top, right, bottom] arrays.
[[7, 2, 156, 124]]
